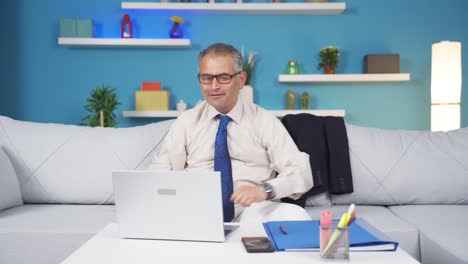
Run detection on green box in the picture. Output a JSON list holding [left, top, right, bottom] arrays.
[[59, 18, 94, 38], [59, 18, 76, 37], [76, 19, 94, 38]]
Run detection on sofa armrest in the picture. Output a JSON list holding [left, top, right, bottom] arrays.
[[0, 145, 23, 211]]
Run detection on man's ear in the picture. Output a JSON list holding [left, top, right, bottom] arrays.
[[239, 71, 247, 86]]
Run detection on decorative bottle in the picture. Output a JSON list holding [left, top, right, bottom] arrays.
[[169, 16, 185, 39], [300, 92, 310, 109], [121, 14, 133, 38], [286, 90, 296, 110], [176, 100, 187, 111], [286, 60, 299, 74]]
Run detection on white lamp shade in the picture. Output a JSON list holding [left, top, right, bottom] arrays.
[[431, 104, 460, 132], [431, 41, 462, 131], [431, 41, 462, 104]]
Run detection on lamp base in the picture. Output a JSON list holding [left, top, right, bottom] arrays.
[[431, 104, 460, 132]]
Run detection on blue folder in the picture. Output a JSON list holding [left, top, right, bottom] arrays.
[[263, 218, 398, 252]]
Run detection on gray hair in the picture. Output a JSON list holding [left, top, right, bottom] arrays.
[[198, 43, 244, 72]]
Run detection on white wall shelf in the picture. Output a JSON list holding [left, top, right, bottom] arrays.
[[58, 38, 191, 48], [123, 110, 184, 118], [123, 109, 345, 118], [270, 109, 345, 117], [121, 2, 346, 15], [278, 73, 411, 83]]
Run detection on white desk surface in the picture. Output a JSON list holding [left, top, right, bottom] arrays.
[[62, 222, 420, 264]]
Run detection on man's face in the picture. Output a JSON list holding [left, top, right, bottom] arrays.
[[198, 54, 246, 114]]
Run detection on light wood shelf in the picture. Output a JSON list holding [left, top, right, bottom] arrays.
[[121, 2, 346, 15]]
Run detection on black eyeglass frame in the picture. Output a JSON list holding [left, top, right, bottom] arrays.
[[197, 71, 243, 84]]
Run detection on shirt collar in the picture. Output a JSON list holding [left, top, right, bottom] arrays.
[[206, 96, 243, 124]]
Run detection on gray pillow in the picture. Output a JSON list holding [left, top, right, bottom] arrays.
[[332, 124, 468, 205], [0, 146, 23, 211]]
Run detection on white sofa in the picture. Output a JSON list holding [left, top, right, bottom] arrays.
[[1, 115, 467, 264]]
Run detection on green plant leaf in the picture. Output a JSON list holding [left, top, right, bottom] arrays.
[[317, 46, 340, 70], [81, 84, 121, 127]]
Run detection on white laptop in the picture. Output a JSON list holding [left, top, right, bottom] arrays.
[[112, 170, 239, 242]]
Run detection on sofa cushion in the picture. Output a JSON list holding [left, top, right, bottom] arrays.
[[0, 146, 23, 211], [0, 115, 174, 204], [305, 193, 332, 207], [0, 204, 115, 264], [389, 205, 468, 264], [332, 124, 468, 205], [305, 205, 420, 261]]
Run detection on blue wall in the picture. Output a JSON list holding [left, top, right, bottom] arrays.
[[1, 0, 467, 129]]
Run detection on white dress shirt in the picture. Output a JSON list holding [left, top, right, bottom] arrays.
[[149, 97, 313, 202]]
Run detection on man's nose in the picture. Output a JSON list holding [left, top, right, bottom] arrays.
[[211, 77, 221, 89]]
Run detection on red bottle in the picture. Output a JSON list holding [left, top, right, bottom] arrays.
[[121, 14, 133, 38]]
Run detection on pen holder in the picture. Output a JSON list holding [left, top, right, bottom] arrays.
[[320, 225, 350, 261]]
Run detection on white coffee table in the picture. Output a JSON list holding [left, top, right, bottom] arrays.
[[62, 222, 420, 264]]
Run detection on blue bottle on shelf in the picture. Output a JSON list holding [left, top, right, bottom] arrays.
[[170, 23, 183, 39], [169, 16, 184, 39]]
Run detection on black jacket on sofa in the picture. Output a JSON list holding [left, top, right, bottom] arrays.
[[280, 114, 353, 207]]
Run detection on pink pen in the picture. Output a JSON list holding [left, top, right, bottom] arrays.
[[320, 211, 332, 251]]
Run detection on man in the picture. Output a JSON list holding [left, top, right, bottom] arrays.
[[149, 43, 313, 222]]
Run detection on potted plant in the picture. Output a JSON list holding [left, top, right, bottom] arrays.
[[318, 46, 340, 74], [81, 84, 121, 127], [243, 51, 256, 86], [241, 49, 257, 103]]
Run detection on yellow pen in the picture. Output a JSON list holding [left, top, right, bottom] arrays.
[[322, 212, 350, 257]]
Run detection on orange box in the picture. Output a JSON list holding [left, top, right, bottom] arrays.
[[141, 82, 161, 91]]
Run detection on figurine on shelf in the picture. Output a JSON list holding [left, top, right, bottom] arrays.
[[286, 89, 296, 110], [300, 92, 310, 109], [176, 100, 187, 111], [121, 14, 133, 38], [169, 16, 185, 39]]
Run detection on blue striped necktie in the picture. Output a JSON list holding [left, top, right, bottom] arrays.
[[214, 114, 234, 222]]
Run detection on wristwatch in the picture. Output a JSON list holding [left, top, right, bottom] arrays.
[[260, 182, 275, 200]]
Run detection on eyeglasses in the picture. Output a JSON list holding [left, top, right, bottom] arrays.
[[198, 71, 242, 84]]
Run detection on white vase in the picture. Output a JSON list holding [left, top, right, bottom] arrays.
[[240, 85, 254, 103], [176, 100, 187, 111]]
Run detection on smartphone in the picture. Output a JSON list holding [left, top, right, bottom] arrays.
[[241, 237, 275, 253]]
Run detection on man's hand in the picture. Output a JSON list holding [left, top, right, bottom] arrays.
[[231, 185, 267, 207]]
